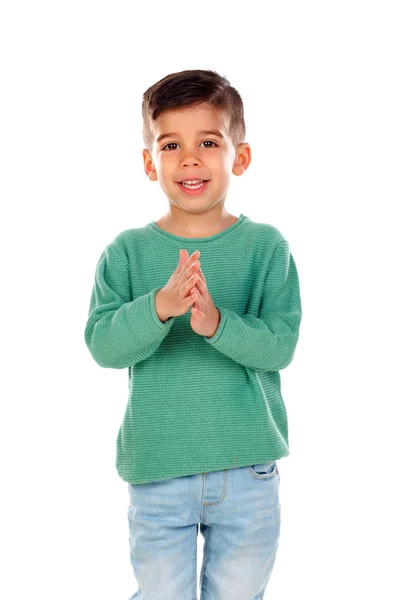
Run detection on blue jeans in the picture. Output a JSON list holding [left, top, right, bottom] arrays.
[[127, 460, 281, 600]]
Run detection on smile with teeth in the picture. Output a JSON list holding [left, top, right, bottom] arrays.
[[180, 179, 208, 189]]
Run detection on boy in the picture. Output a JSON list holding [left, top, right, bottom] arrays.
[[84, 69, 302, 600]]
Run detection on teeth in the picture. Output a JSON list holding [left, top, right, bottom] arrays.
[[181, 181, 206, 189], [181, 179, 204, 184]]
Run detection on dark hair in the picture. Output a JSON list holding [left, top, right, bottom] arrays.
[[142, 69, 246, 151]]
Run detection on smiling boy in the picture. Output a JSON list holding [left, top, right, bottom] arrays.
[[143, 100, 249, 240], [84, 69, 302, 600]]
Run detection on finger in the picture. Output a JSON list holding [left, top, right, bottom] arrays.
[[191, 299, 202, 314], [191, 286, 202, 304], [197, 268, 206, 284], [186, 271, 200, 290], [181, 250, 200, 273], [195, 276, 207, 292], [178, 249, 189, 270], [181, 260, 200, 286]]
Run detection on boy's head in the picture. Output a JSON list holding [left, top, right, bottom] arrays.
[[141, 69, 251, 216]]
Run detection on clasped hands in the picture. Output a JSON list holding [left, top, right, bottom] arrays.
[[181, 249, 221, 338]]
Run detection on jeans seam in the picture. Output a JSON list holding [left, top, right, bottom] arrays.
[[202, 470, 228, 507]]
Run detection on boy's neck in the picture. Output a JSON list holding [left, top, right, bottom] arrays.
[[155, 210, 239, 238]]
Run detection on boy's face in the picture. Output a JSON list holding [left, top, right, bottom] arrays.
[[143, 102, 250, 215]]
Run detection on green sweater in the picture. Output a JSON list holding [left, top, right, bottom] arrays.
[[84, 213, 302, 484]]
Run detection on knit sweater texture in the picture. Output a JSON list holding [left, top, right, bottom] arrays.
[[84, 213, 302, 484]]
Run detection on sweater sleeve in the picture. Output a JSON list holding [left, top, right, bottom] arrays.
[[84, 243, 176, 369], [204, 241, 302, 372]]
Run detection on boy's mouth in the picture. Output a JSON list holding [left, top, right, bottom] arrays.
[[177, 180, 210, 195]]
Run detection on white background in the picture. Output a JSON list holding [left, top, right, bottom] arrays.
[[1, 1, 399, 598]]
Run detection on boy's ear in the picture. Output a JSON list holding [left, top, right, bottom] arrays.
[[142, 149, 157, 180]]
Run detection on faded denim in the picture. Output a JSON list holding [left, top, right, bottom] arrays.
[[127, 460, 281, 600]]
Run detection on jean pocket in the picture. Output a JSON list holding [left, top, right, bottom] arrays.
[[247, 460, 279, 480]]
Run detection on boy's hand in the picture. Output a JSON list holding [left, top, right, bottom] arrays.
[[156, 249, 203, 321], [180, 250, 221, 338]]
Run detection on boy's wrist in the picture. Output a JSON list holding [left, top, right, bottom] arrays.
[[155, 290, 169, 323]]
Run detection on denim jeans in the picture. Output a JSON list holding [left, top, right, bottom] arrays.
[[127, 460, 281, 600]]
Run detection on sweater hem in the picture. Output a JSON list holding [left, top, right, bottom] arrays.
[[117, 452, 290, 485]]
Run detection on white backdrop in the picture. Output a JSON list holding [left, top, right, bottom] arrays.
[[1, 1, 399, 599]]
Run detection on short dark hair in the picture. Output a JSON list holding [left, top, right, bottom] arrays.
[[142, 69, 246, 151]]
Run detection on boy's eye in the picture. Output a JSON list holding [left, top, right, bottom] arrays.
[[161, 141, 218, 151]]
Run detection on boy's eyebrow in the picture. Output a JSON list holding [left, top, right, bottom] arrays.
[[156, 130, 224, 144]]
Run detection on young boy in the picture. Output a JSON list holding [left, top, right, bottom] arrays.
[[84, 69, 302, 600]]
